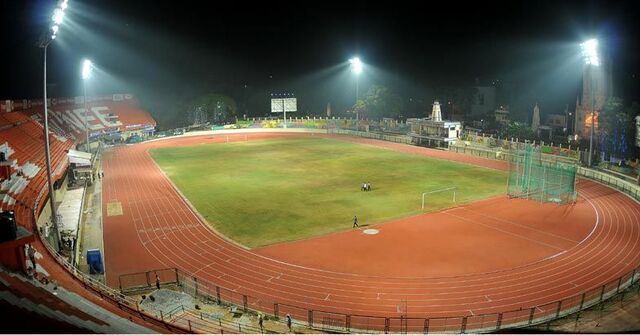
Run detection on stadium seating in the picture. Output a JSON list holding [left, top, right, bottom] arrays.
[[0, 269, 110, 330], [0, 111, 73, 230]]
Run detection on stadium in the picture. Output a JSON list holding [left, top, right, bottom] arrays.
[[1, 1, 640, 334]]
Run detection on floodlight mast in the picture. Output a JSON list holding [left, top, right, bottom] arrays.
[[581, 38, 600, 167], [349, 57, 363, 120], [82, 59, 93, 151], [38, 0, 69, 252]]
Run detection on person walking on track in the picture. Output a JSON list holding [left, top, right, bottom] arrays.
[[286, 314, 292, 332]]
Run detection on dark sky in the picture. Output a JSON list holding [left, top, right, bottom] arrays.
[[2, 0, 638, 123]]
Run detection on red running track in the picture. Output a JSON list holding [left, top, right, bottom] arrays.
[[103, 132, 640, 331]]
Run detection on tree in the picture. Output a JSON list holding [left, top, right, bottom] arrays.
[[351, 99, 367, 120], [357, 85, 404, 120], [188, 93, 238, 124], [599, 97, 633, 159], [499, 121, 535, 140]]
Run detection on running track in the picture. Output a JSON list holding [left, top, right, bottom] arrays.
[[102, 132, 640, 331]]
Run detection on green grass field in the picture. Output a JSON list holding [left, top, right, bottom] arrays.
[[150, 137, 508, 248]]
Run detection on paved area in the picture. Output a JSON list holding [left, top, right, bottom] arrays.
[[77, 154, 105, 282]]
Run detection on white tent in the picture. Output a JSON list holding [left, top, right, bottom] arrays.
[[67, 149, 92, 167]]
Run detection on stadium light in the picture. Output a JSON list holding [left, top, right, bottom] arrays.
[[40, 0, 71, 252], [581, 38, 600, 167], [52, 8, 65, 25], [349, 57, 363, 115], [82, 59, 93, 80], [581, 39, 600, 67], [82, 59, 94, 150], [349, 57, 363, 74]]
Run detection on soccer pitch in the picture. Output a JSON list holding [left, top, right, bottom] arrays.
[[150, 137, 508, 248]]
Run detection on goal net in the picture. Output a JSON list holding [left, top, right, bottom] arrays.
[[421, 187, 457, 210], [507, 144, 577, 204]]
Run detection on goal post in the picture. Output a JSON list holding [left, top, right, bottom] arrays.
[[421, 187, 457, 210]]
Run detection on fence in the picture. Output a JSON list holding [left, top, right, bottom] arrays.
[[449, 144, 580, 167], [32, 184, 191, 334], [134, 142, 640, 333], [458, 131, 584, 162], [109, 263, 640, 334], [33, 129, 640, 333], [118, 268, 179, 293], [327, 128, 412, 145], [577, 167, 640, 202]]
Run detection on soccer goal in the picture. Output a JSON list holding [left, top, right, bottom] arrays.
[[421, 187, 457, 210]]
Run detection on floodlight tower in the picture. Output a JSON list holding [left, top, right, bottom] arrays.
[[82, 59, 93, 152], [349, 57, 363, 120], [349, 57, 363, 102], [581, 38, 600, 167], [38, 0, 69, 251]]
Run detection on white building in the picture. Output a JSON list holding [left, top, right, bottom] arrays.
[[406, 100, 462, 147]]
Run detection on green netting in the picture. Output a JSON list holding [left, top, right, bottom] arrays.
[[507, 144, 577, 204]]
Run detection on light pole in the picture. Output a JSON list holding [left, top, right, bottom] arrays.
[[581, 38, 600, 167], [39, 0, 68, 252], [349, 57, 363, 120], [82, 59, 93, 153]]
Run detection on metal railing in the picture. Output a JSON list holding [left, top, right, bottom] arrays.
[[30, 131, 640, 334], [114, 264, 640, 334], [577, 167, 640, 202], [448, 144, 579, 166], [328, 128, 412, 145], [32, 184, 190, 334]]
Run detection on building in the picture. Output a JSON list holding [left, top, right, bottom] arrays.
[[574, 59, 613, 139], [471, 86, 496, 116], [494, 106, 510, 126], [636, 115, 640, 148], [546, 114, 567, 133], [407, 100, 462, 147]]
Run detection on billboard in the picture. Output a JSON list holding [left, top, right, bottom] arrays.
[[271, 98, 297, 113]]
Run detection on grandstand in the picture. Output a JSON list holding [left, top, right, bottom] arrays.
[[2, 94, 157, 142], [0, 96, 170, 333], [0, 93, 157, 245], [0, 111, 72, 222]]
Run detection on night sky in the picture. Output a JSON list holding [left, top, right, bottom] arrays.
[[2, 0, 638, 125]]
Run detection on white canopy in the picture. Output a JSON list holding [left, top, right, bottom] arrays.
[[67, 149, 92, 167]]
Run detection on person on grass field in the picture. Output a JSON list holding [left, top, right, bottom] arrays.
[[353, 215, 359, 228]]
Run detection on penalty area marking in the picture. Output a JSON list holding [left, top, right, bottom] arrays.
[[363, 229, 379, 235]]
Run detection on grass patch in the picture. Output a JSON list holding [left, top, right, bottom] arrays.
[[150, 137, 507, 248]]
